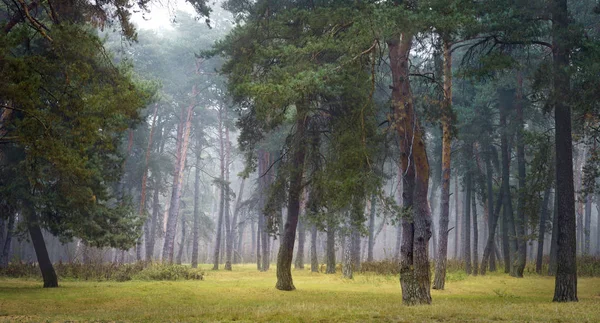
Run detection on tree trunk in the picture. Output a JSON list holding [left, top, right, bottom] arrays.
[[163, 99, 195, 263], [260, 151, 271, 272], [389, 33, 432, 305], [472, 187, 479, 276], [596, 197, 600, 256], [464, 166, 472, 275], [549, 191, 558, 275], [367, 194, 376, 262], [515, 72, 527, 277], [552, 0, 577, 301], [213, 107, 227, 270], [485, 147, 497, 272], [1, 215, 15, 267], [584, 195, 591, 255], [176, 215, 186, 264], [294, 214, 305, 269], [480, 184, 504, 275], [536, 187, 551, 274], [310, 224, 318, 272], [326, 219, 336, 274], [27, 209, 58, 288], [224, 109, 233, 271], [231, 179, 246, 265], [499, 88, 517, 276], [351, 226, 361, 271], [275, 106, 307, 291], [343, 232, 353, 279], [256, 215, 262, 270], [454, 179, 460, 260]]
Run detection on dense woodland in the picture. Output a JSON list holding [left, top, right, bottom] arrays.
[[2, 0, 600, 310]]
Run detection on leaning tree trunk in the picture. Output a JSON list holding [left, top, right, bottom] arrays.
[[26, 207, 58, 288], [515, 72, 527, 277], [275, 105, 308, 291], [191, 135, 202, 268], [389, 32, 432, 305], [433, 42, 453, 288], [552, 0, 577, 301], [536, 187, 551, 274], [163, 98, 195, 263]]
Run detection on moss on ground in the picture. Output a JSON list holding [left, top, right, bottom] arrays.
[[1, 264, 599, 322]]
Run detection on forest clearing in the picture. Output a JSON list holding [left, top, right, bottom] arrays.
[[2, 264, 600, 322]]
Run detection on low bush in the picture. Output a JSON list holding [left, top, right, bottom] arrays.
[[0, 261, 204, 282]]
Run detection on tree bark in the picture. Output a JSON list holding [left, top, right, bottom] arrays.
[[27, 208, 58, 288], [584, 195, 591, 255], [176, 214, 186, 264], [294, 214, 305, 269], [342, 232, 353, 279], [213, 109, 226, 270], [536, 187, 551, 274], [549, 191, 558, 275], [389, 32, 432, 305], [480, 183, 504, 275], [231, 179, 246, 265], [552, 0, 577, 302], [224, 108, 233, 271], [275, 105, 307, 291]]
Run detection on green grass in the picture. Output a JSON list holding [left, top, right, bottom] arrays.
[[1, 264, 599, 322]]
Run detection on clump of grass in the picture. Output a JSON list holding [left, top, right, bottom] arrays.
[[134, 263, 204, 281]]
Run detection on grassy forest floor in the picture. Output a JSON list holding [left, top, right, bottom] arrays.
[[1, 264, 599, 322]]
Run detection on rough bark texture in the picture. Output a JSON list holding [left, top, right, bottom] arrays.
[[389, 33, 432, 305], [584, 195, 591, 255], [224, 110, 233, 271], [454, 179, 460, 260], [231, 179, 246, 265], [275, 106, 307, 291], [342, 233, 353, 279], [552, 0, 577, 302], [536, 187, 551, 274], [483, 148, 497, 273], [310, 224, 318, 272]]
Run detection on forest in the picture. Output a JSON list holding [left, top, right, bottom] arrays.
[[1, 0, 600, 321]]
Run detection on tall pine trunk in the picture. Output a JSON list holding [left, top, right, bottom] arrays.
[[433, 38, 453, 286], [326, 219, 336, 274], [224, 110, 233, 271], [464, 164, 472, 275], [294, 215, 305, 269], [552, 0, 577, 301], [472, 187, 479, 276], [231, 179, 246, 265], [213, 109, 226, 270], [26, 206, 58, 288], [0, 214, 14, 267], [310, 224, 319, 272], [367, 194, 376, 262]]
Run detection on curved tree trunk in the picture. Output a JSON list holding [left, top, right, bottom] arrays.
[[275, 106, 307, 291]]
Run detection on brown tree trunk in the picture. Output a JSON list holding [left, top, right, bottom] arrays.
[[552, 0, 577, 301], [275, 105, 308, 291], [310, 224, 319, 272], [163, 96, 195, 263], [294, 214, 306, 269], [389, 33, 432, 305], [140, 104, 160, 262]]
